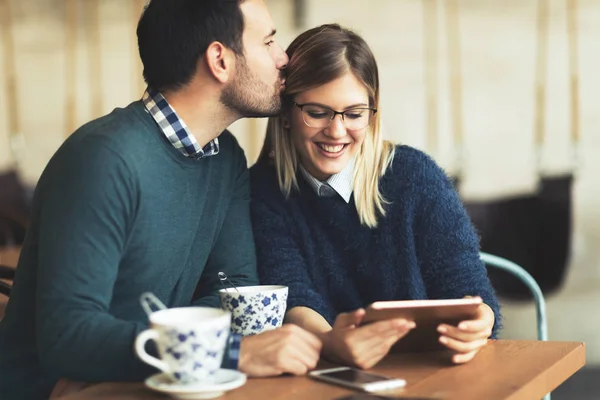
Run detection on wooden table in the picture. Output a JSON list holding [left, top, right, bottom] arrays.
[[60, 340, 585, 400]]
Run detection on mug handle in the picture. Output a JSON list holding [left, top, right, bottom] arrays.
[[135, 329, 170, 374]]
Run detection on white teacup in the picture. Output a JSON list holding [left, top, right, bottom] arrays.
[[135, 307, 231, 384], [219, 285, 288, 336]]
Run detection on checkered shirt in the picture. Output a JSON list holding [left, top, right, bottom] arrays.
[[142, 88, 219, 159]]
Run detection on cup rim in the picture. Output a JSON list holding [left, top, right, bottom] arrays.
[[218, 285, 288, 294], [149, 306, 231, 328]]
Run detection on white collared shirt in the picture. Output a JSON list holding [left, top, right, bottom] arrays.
[[299, 157, 355, 203]]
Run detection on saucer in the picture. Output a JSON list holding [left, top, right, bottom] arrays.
[[145, 369, 247, 399]]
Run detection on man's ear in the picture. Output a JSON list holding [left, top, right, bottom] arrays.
[[204, 42, 233, 84]]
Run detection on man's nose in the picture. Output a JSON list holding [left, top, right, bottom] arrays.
[[276, 44, 289, 69]]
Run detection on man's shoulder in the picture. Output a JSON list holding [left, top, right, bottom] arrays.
[[63, 101, 149, 156], [216, 129, 246, 162], [217, 129, 237, 146], [39, 104, 149, 189]]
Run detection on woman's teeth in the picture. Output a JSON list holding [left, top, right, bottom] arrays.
[[317, 143, 344, 153]]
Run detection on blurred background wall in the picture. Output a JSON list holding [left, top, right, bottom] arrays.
[[0, 0, 598, 362]]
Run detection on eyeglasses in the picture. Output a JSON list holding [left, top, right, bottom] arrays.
[[293, 102, 377, 131]]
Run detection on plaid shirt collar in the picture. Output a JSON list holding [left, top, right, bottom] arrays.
[[142, 87, 219, 159]]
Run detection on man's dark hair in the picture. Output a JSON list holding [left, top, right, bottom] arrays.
[[137, 0, 246, 92]]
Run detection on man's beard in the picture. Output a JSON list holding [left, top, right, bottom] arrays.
[[220, 56, 282, 118]]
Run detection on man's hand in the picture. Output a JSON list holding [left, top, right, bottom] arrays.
[[437, 297, 495, 364], [238, 324, 322, 377], [324, 309, 415, 369]]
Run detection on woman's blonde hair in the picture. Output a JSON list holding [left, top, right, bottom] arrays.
[[258, 24, 395, 228]]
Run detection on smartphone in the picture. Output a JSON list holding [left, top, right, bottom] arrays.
[[309, 367, 406, 392]]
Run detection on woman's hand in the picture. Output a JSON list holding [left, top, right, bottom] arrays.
[[437, 297, 495, 364], [323, 309, 415, 369]]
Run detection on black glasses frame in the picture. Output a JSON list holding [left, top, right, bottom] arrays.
[[293, 102, 377, 129]]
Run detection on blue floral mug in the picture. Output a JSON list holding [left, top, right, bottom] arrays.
[[219, 285, 288, 336], [135, 307, 231, 384]]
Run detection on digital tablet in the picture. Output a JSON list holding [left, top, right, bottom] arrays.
[[362, 298, 483, 353]]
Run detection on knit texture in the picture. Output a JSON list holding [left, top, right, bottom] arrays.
[[0, 101, 258, 399], [250, 145, 501, 333]]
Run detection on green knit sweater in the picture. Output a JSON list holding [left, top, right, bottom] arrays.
[[0, 101, 258, 399]]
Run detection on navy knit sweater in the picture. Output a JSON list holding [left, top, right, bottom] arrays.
[[250, 145, 501, 335]]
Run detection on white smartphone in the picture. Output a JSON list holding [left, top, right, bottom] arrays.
[[309, 367, 406, 392]]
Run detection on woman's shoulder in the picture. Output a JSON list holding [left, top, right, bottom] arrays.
[[387, 144, 451, 183], [249, 156, 275, 180], [249, 157, 286, 201], [390, 144, 439, 170], [381, 144, 455, 199]]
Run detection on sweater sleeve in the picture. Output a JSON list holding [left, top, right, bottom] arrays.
[[35, 140, 154, 382], [193, 142, 259, 308], [250, 166, 334, 323], [409, 152, 502, 336]]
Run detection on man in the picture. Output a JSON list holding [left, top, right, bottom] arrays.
[[0, 1, 321, 399]]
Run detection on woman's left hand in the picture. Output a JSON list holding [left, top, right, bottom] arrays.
[[436, 297, 495, 364]]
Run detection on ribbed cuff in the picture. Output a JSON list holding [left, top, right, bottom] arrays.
[[222, 332, 242, 370]]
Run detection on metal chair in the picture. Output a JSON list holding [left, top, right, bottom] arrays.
[[480, 252, 550, 400]]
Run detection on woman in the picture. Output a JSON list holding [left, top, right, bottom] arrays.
[[250, 24, 501, 369]]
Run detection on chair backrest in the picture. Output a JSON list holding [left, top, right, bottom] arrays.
[[0, 264, 15, 297], [0, 171, 30, 246], [480, 252, 551, 400], [480, 252, 548, 341]]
